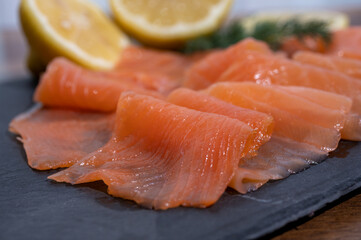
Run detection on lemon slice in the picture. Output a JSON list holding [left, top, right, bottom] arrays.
[[242, 10, 349, 32], [20, 0, 129, 70], [109, 0, 233, 48]]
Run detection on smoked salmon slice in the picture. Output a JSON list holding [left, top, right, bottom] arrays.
[[231, 136, 327, 193], [277, 85, 358, 140], [49, 92, 254, 209], [277, 85, 353, 113], [9, 105, 114, 170], [293, 51, 361, 79], [167, 88, 274, 157], [204, 82, 348, 192], [35, 58, 163, 112], [205, 82, 347, 151], [280, 36, 327, 57], [167, 88, 276, 193], [99, 71, 179, 95], [327, 27, 361, 61], [182, 38, 273, 90], [115, 46, 199, 87], [214, 52, 361, 141]]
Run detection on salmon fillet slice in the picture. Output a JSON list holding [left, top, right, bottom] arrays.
[[34, 58, 163, 112], [98, 70, 179, 95], [280, 36, 327, 57], [206, 82, 346, 149], [9, 105, 114, 170], [49, 92, 254, 209], [115, 46, 200, 88], [204, 82, 346, 192], [327, 27, 361, 61], [167, 88, 275, 192], [277, 85, 352, 112], [167, 88, 274, 157], [183, 38, 273, 90], [231, 136, 326, 193], [216, 52, 361, 141], [293, 51, 361, 79], [278, 85, 358, 140]]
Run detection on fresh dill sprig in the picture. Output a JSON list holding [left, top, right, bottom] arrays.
[[183, 22, 247, 53], [290, 19, 332, 43], [251, 21, 284, 50], [183, 19, 332, 53]]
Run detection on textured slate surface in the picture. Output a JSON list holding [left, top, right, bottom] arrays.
[[0, 80, 360, 240]]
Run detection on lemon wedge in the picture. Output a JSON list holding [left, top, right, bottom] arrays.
[[242, 10, 349, 32], [20, 0, 129, 70], [109, 0, 233, 48]]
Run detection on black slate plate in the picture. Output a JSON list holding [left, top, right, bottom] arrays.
[[0, 80, 360, 240]]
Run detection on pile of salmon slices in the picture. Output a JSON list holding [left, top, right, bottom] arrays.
[[9, 27, 361, 210]]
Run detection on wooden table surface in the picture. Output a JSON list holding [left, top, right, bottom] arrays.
[[0, 9, 361, 240]]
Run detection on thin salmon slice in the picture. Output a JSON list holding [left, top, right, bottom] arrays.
[[293, 51, 361, 79], [205, 82, 345, 151], [99, 71, 179, 95], [327, 27, 361, 60], [9, 105, 114, 170], [205, 82, 346, 192], [281, 36, 327, 57], [278, 85, 358, 139], [167, 88, 275, 192], [49, 92, 254, 209], [167, 88, 274, 157], [183, 38, 273, 90], [216, 52, 361, 141], [231, 136, 326, 193], [35, 58, 163, 112], [115, 46, 199, 87], [278, 85, 352, 112]]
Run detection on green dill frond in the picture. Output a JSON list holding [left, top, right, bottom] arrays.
[[183, 18, 332, 53], [251, 21, 283, 50], [183, 22, 246, 53]]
